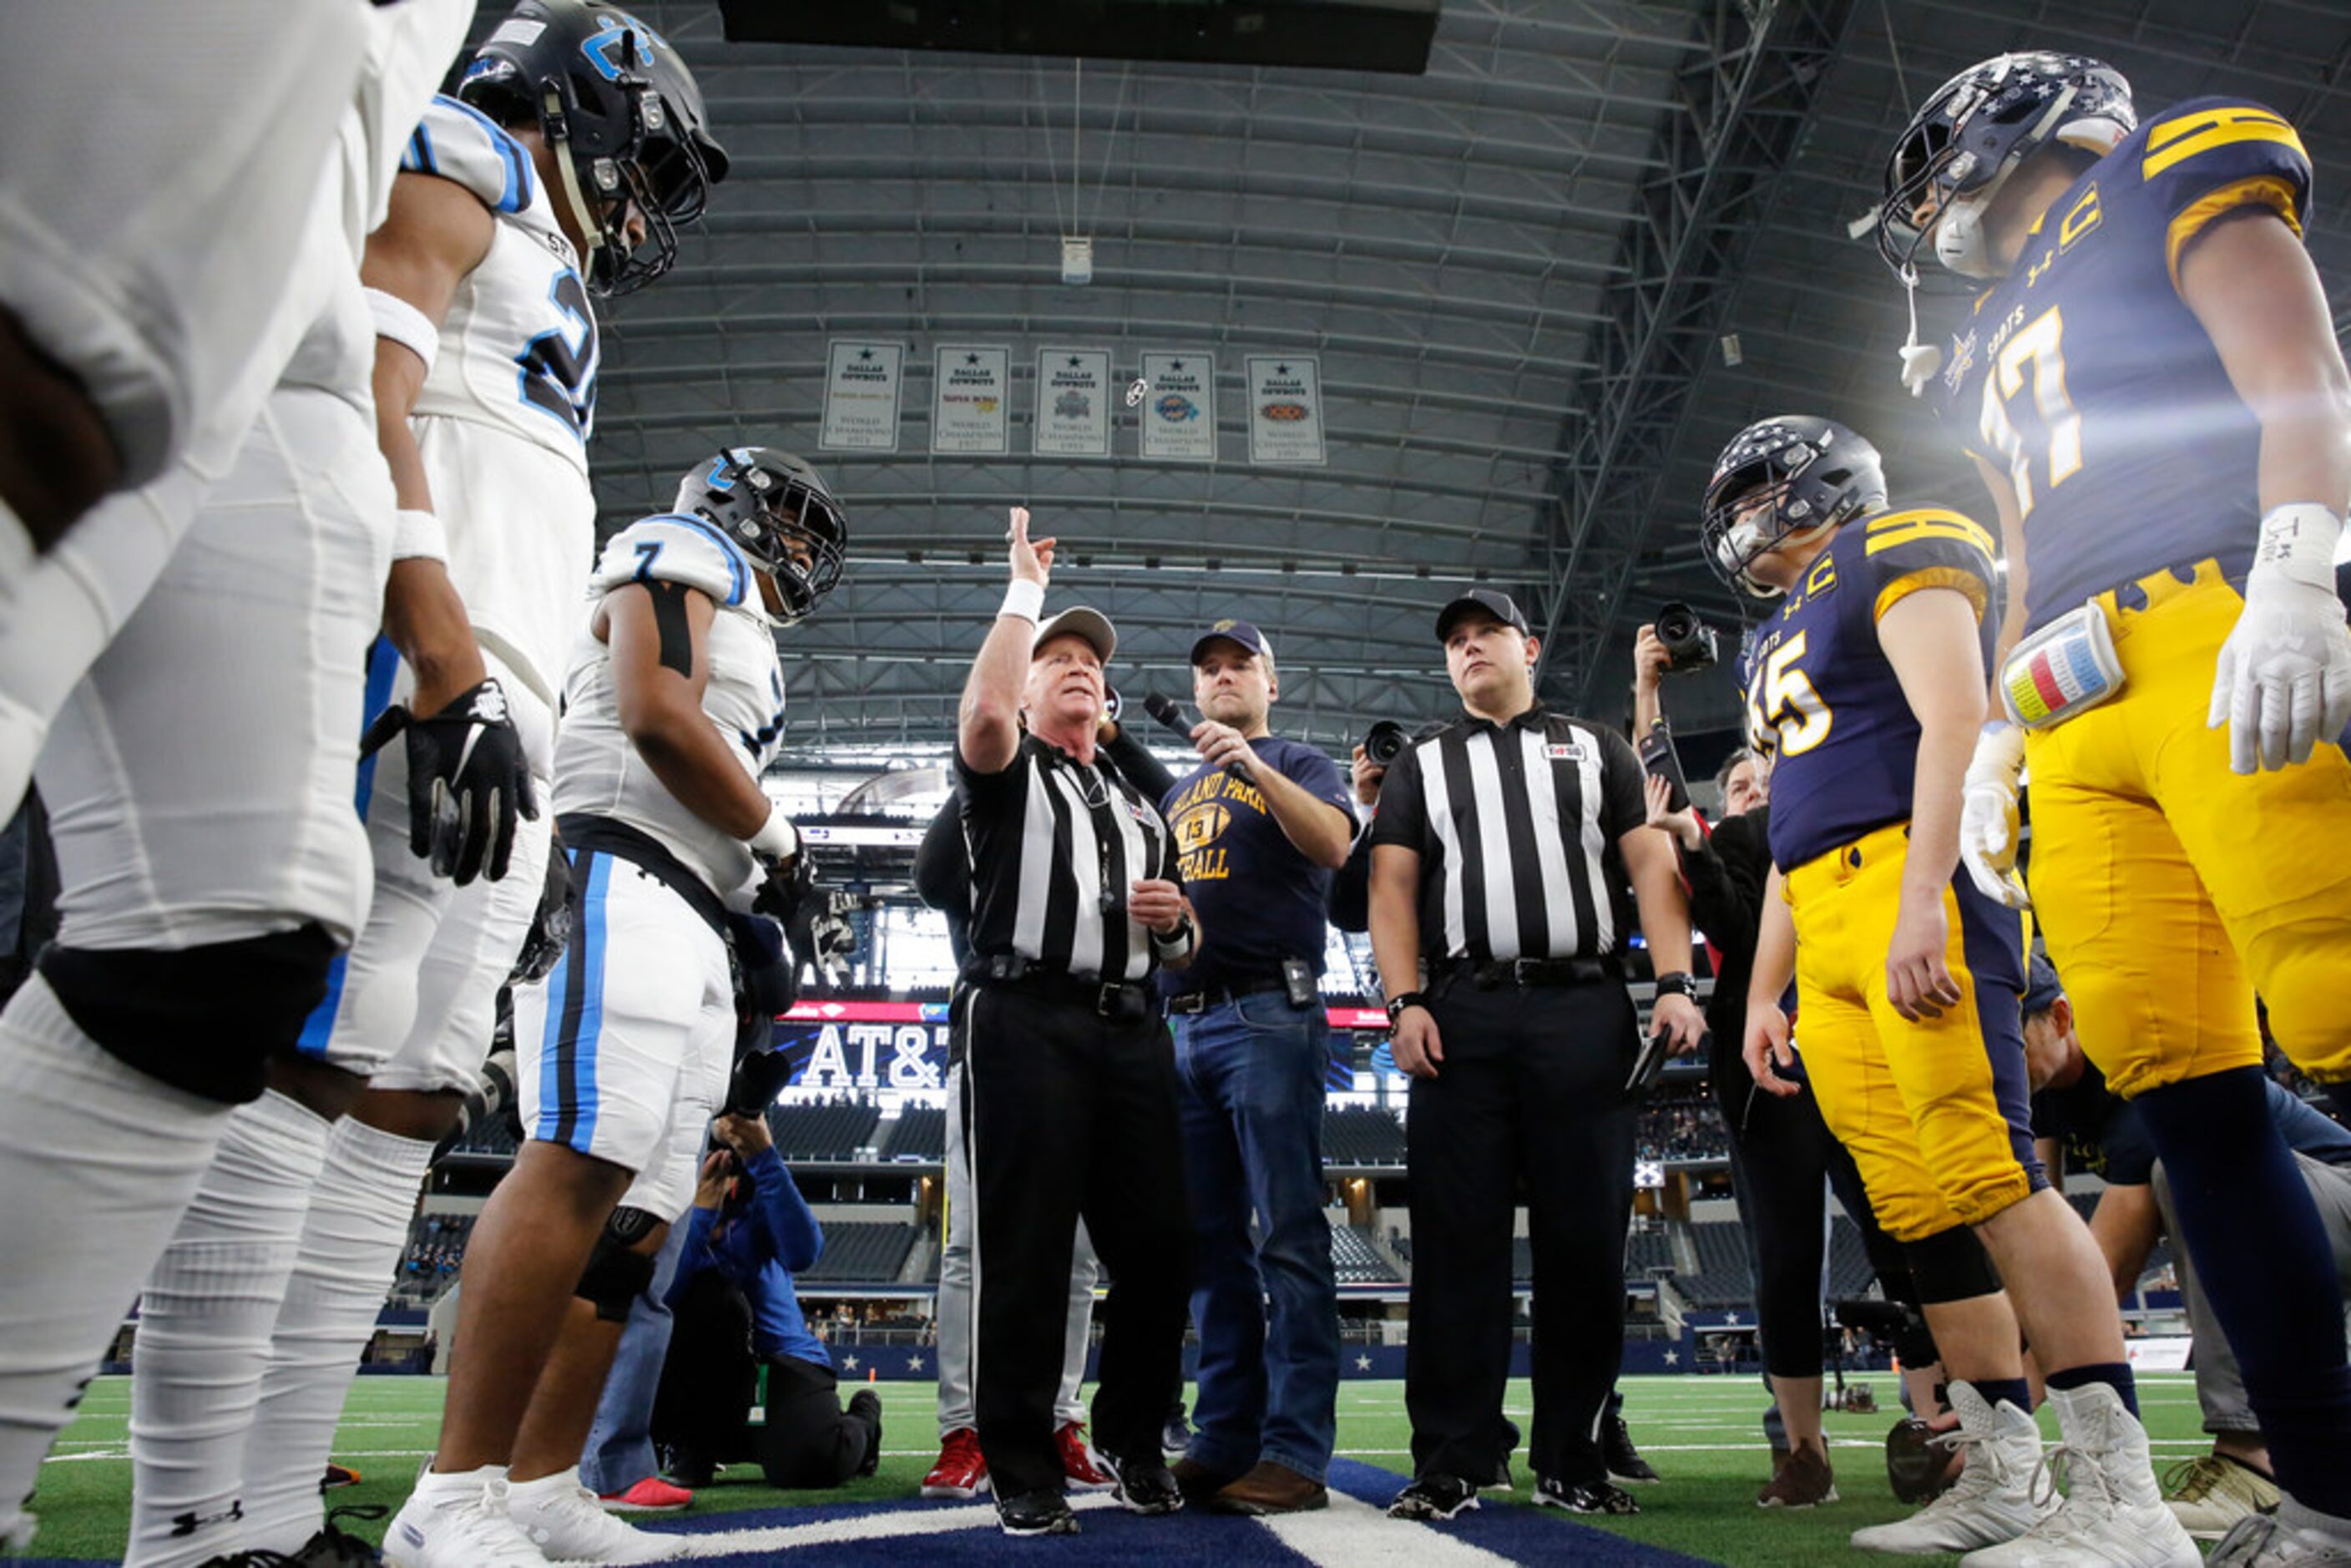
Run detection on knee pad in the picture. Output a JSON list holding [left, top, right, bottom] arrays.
[[576, 1205, 661, 1322], [39, 924, 337, 1104], [1904, 1222, 2000, 1306]]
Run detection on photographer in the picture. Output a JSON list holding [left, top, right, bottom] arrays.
[[1632, 616, 1925, 1510], [653, 1111, 882, 1490]]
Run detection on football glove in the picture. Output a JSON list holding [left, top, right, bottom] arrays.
[[361, 677, 537, 886], [1959, 721, 2030, 911], [752, 850, 817, 928], [2208, 504, 2351, 774]]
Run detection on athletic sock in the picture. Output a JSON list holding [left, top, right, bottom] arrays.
[[2045, 1362, 2138, 1419], [236, 1116, 435, 1553], [124, 1091, 330, 1568], [0, 978, 233, 1526], [2137, 1066, 2351, 1517], [1972, 1378, 2034, 1416]]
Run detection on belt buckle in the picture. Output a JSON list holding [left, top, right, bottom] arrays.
[[1096, 983, 1124, 1018], [1511, 959, 1541, 986]]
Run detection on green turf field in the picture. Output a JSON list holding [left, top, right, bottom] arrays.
[[29, 1372, 2217, 1565]]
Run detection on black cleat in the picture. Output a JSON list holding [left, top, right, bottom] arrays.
[[1388, 1474, 1480, 1521], [848, 1389, 883, 1478], [1108, 1456, 1184, 1515], [1534, 1474, 1641, 1515], [996, 1490, 1080, 1537], [1603, 1414, 1661, 1485]]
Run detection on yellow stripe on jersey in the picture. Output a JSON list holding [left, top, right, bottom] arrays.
[[2141, 106, 2306, 181], [2165, 174, 2306, 291], [1875, 564, 1991, 626], [1863, 509, 1999, 560]]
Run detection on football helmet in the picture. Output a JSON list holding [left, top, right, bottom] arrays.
[[460, 0, 729, 295], [1878, 52, 2135, 280], [675, 448, 849, 625], [1701, 416, 1887, 598]]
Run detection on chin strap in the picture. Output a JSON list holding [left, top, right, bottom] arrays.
[[1897, 265, 1944, 399]]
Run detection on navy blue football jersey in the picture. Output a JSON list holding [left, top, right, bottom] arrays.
[[1746, 508, 2003, 872], [1931, 96, 2313, 635]]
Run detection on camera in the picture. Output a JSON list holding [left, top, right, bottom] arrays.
[[1363, 720, 1409, 769], [1655, 602, 1719, 675]]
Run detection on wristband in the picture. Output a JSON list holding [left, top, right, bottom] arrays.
[[1150, 913, 1197, 958], [1652, 971, 1699, 1003], [2251, 503, 2344, 591], [391, 507, 448, 564], [749, 803, 799, 860], [366, 286, 439, 375], [1385, 991, 1428, 1024], [999, 579, 1045, 623]]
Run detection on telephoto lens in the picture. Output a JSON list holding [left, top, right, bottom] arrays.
[[1363, 720, 1408, 768]]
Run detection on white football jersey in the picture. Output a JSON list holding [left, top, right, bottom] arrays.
[[400, 93, 600, 704], [554, 513, 788, 898]]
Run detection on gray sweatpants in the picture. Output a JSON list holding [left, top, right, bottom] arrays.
[[2151, 1152, 2351, 1434]]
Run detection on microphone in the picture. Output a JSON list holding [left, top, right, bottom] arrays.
[[1144, 692, 1256, 786]]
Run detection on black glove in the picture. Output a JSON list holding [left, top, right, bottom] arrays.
[[726, 912, 799, 1056], [751, 852, 817, 928], [360, 677, 538, 886], [509, 841, 574, 984]]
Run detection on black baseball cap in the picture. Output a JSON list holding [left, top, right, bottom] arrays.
[[2022, 953, 2065, 1018], [1434, 587, 1530, 644], [1190, 618, 1274, 665]]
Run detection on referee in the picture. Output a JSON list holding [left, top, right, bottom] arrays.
[[1368, 588, 1705, 1521], [952, 507, 1196, 1537]]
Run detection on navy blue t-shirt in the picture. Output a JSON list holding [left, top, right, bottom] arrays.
[[1159, 736, 1352, 998], [2032, 1062, 2351, 1186]]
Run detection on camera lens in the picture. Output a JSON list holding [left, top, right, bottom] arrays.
[[1363, 721, 1407, 768]]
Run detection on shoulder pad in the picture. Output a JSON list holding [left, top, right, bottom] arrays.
[[593, 514, 752, 609], [400, 94, 538, 216], [1859, 508, 1999, 625], [2133, 97, 2311, 267]]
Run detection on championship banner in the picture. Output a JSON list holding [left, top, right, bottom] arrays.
[[1246, 354, 1327, 465], [1034, 346, 1112, 458], [818, 340, 903, 452], [930, 345, 1009, 455], [1138, 352, 1216, 462]]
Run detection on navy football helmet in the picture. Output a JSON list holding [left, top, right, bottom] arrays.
[[1701, 417, 1887, 598], [675, 448, 849, 625], [461, 0, 729, 295], [1878, 52, 2135, 280]]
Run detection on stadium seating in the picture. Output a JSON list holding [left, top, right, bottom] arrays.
[[766, 1100, 882, 1161], [1330, 1225, 1401, 1283], [392, 1212, 476, 1304], [1322, 1105, 1407, 1166], [799, 1221, 920, 1284], [881, 1106, 946, 1161], [1678, 1221, 1754, 1308]]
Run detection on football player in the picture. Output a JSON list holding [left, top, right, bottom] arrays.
[[0, 8, 488, 1555], [198, 5, 729, 1558], [1713, 416, 2192, 1565], [1878, 51, 2351, 1557], [387, 448, 842, 1565]]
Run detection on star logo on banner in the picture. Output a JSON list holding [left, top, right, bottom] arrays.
[[907, 1354, 926, 1373], [1664, 1349, 1680, 1366], [1725, 1312, 1741, 1326], [1170, 360, 1185, 372], [964, 353, 980, 367], [1355, 1354, 1373, 1371], [857, 348, 875, 362], [1067, 356, 1084, 368], [1275, 363, 1291, 375], [841, 1353, 860, 1370]]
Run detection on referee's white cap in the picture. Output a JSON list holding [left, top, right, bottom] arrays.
[[1033, 605, 1117, 664]]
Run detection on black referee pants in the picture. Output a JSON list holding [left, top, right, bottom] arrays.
[[957, 985, 1192, 1500], [1405, 977, 1636, 1487]]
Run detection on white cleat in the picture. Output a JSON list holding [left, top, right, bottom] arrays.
[[383, 1469, 552, 1568], [2208, 1500, 2351, 1566], [508, 1467, 680, 1563], [1851, 1382, 2054, 1555], [1959, 1383, 2198, 1568]]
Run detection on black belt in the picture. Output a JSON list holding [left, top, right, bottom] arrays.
[[1165, 976, 1289, 1015], [1439, 955, 1620, 989], [963, 953, 1154, 1021], [557, 812, 727, 938]]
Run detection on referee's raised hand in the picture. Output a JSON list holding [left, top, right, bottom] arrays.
[[1007, 505, 1055, 585]]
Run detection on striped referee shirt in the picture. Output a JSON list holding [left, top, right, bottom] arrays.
[[955, 735, 1183, 982], [1368, 704, 1646, 962]]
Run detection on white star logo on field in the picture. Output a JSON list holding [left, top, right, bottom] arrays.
[[842, 1354, 860, 1370], [907, 1354, 926, 1373], [1354, 1354, 1373, 1371], [1664, 1350, 1679, 1366]]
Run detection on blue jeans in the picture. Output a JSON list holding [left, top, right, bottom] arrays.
[[1172, 990, 1340, 1482], [580, 1218, 690, 1495]]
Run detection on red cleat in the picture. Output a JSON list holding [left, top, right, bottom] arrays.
[[599, 1475, 693, 1513], [1057, 1421, 1116, 1493], [923, 1427, 990, 1500]]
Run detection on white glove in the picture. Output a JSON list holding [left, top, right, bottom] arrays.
[[749, 802, 800, 861], [1960, 721, 2031, 911], [2208, 504, 2351, 775]]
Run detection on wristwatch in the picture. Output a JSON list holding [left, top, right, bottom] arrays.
[[1151, 913, 1196, 954], [1384, 991, 1429, 1024], [1652, 971, 1699, 1003]]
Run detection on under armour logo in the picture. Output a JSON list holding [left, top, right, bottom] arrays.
[[169, 1501, 244, 1537]]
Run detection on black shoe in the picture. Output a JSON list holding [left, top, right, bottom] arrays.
[[848, 1389, 883, 1478], [997, 1490, 1080, 1537], [665, 1446, 717, 1490], [1603, 1415, 1661, 1485], [1108, 1455, 1184, 1515], [1534, 1474, 1640, 1515], [1388, 1474, 1479, 1521], [276, 1504, 386, 1565], [1169, 1456, 1241, 1507], [1161, 1409, 1194, 1458]]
